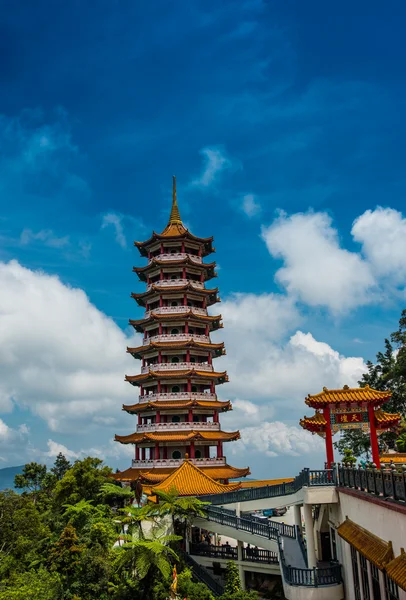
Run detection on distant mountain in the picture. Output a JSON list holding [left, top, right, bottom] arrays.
[[0, 465, 24, 491]]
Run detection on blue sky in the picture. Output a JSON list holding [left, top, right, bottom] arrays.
[[0, 0, 406, 478]]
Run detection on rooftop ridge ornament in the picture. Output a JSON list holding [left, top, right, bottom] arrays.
[[168, 175, 182, 225]]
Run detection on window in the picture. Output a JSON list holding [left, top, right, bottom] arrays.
[[385, 573, 400, 600], [172, 415, 181, 423], [360, 555, 370, 600], [190, 356, 196, 363], [191, 386, 197, 393], [171, 356, 179, 363], [172, 450, 181, 459], [171, 386, 180, 393], [189, 328, 194, 335], [171, 301, 178, 307], [171, 328, 179, 335], [193, 414, 200, 422], [195, 450, 202, 459], [351, 547, 361, 600], [371, 564, 381, 600], [187, 301, 192, 307]]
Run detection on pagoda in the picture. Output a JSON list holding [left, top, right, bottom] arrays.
[[114, 177, 250, 489]]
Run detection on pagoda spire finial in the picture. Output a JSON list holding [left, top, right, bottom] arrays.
[[169, 175, 182, 225]]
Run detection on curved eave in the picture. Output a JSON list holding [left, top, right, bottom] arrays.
[[133, 257, 217, 273], [125, 369, 229, 386], [299, 413, 327, 433], [134, 231, 215, 257], [374, 410, 401, 429], [129, 312, 223, 332], [127, 340, 225, 358], [122, 399, 232, 413], [115, 429, 240, 444], [131, 284, 219, 301], [305, 385, 392, 408]]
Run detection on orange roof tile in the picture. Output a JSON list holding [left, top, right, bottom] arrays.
[[385, 550, 406, 591], [114, 429, 240, 444], [337, 518, 394, 569], [125, 369, 229, 385], [111, 462, 250, 483], [133, 257, 217, 272], [374, 410, 401, 426], [380, 453, 406, 464], [122, 399, 232, 413], [300, 412, 327, 431], [151, 459, 241, 496], [129, 311, 222, 327], [306, 385, 391, 407], [127, 340, 225, 356]]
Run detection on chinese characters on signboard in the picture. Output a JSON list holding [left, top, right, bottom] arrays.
[[330, 408, 369, 433]]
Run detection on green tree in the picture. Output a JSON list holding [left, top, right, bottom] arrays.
[[53, 457, 112, 506], [223, 561, 241, 595], [396, 432, 406, 452], [153, 487, 209, 530], [14, 463, 47, 501], [0, 568, 62, 600], [52, 453, 72, 480], [48, 524, 84, 588], [99, 482, 133, 507], [176, 567, 215, 600]]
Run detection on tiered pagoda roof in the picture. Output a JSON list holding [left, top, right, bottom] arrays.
[[305, 385, 392, 408], [122, 399, 232, 414], [114, 177, 248, 491], [149, 458, 241, 496]]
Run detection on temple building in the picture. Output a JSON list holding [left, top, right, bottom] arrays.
[[113, 177, 250, 492]]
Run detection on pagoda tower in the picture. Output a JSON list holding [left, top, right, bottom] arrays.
[[114, 177, 249, 486]]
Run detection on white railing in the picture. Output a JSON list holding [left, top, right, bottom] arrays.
[[149, 253, 202, 264], [144, 306, 207, 318], [141, 362, 212, 374], [143, 334, 210, 345], [139, 392, 217, 403], [137, 422, 220, 433], [131, 457, 227, 469], [147, 279, 204, 291]]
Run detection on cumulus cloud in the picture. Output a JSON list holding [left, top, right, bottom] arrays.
[[352, 206, 406, 283], [236, 421, 324, 458], [217, 292, 366, 408], [0, 418, 30, 463], [262, 211, 376, 313], [20, 228, 70, 249], [191, 146, 234, 188], [0, 260, 139, 434], [45, 439, 79, 459], [241, 194, 261, 217]]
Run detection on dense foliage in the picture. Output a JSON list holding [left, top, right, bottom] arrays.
[[0, 455, 262, 599], [335, 309, 406, 460]]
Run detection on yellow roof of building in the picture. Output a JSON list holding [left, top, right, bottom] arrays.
[[380, 453, 406, 464], [115, 429, 240, 444], [337, 518, 394, 569], [306, 385, 391, 407], [122, 399, 231, 413], [386, 549, 406, 591], [374, 410, 401, 425], [151, 458, 241, 496], [111, 462, 250, 483]]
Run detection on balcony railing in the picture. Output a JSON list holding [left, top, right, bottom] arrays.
[[338, 466, 406, 503], [138, 391, 217, 403], [144, 305, 207, 318], [136, 422, 220, 433], [141, 362, 213, 374], [189, 543, 278, 564], [131, 457, 227, 469], [143, 333, 210, 345], [147, 279, 204, 290], [199, 469, 336, 504], [149, 252, 202, 264]]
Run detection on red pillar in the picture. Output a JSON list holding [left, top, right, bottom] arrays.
[[208, 353, 212, 365], [368, 404, 381, 467], [187, 379, 192, 392], [158, 351, 162, 364], [188, 409, 193, 422], [135, 446, 140, 460], [155, 442, 160, 459], [181, 241, 185, 253], [182, 267, 186, 279], [141, 447, 146, 460], [183, 294, 187, 306], [185, 321, 189, 334], [205, 446, 210, 458], [138, 413, 142, 426], [323, 406, 335, 469], [156, 411, 161, 424], [217, 441, 223, 458], [160, 269, 163, 280], [213, 411, 219, 423], [205, 325, 209, 336], [190, 441, 195, 459], [186, 349, 191, 362], [157, 380, 161, 393], [210, 382, 215, 394], [163, 446, 168, 459], [159, 296, 163, 308], [160, 243, 164, 254]]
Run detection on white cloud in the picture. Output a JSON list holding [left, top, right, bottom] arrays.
[[0, 260, 139, 434], [262, 211, 376, 313], [101, 212, 127, 248], [236, 421, 324, 457], [191, 146, 233, 188], [45, 439, 79, 459], [241, 194, 261, 217], [0, 418, 30, 463], [218, 292, 366, 408], [20, 228, 70, 249], [352, 206, 406, 283]]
